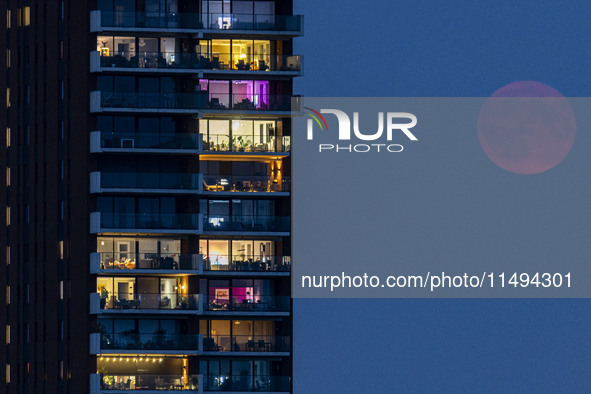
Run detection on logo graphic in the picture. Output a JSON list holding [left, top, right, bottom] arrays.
[[304, 108, 419, 153], [304, 107, 329, 132]]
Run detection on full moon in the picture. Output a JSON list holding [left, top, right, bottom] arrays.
[[477, 81, 576, 175]]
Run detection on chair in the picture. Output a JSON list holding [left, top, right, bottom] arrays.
[[236, 59, 245, 70], [204, 337, 221, 351], [258, 60, 268, 71], [211, 57, 220, 69], [258, 340, 267, 351], [246, 339, 256, 351]]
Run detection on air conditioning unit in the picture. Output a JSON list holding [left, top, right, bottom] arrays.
[[121, 138, 135, 148]]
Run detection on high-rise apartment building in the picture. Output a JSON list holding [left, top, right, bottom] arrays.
[[1, 1, 301, 392]]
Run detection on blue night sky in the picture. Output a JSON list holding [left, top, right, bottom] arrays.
[[292, 0, 591, 392]]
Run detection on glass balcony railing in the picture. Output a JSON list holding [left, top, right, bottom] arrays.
[[100, 52, 301, 72], [100, 132, 201, 150], [98, 11, 303, 32], [100, 373, 199, 391], [202, 135, 290, 153], [97, 252, 199, 271], [99, 172, 200, 190], [98, 91, 293, 112], [205, 295, 290, 312], [99, 293, 199, 311], [203, 335, 290, 353], [203, 215, 290, 232], [202, 255, 291, 272], [100, 333, 199, 351], [202, 175, 290, 193], [203, 375, 290, 392], [96, 212, 199, 230]]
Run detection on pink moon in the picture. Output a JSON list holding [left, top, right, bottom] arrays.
[[477, 81, 576, 175]]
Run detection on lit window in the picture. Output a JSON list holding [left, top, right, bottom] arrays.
[[6, 246, 9, 265], [59, 281, 64, 299], [6, 127, 9, 147], [6, 10, 10, 29], [23, 6, 30, 26], [6, 206, 9, 226], [59, 240, 64, 259], [6, 364, 9, 383], [6, 49, 10, 68], [6, 88, 10, 107], [6, 285, 10, 304], [5, 325, 9, 344], [6, 167, 9, 186]]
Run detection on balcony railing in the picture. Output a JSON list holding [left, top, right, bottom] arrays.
[[202, 255, 290, 273], [203, 375, 290, 392], [95, 11, 303, 33], [94, 252, 200, 271], [96, 131, 201, 151], [95, 91, 293, 112], [99, 51, 301, 72], [203, 215, 290, 233], [100, 293, 199, 311], [100, 333, 199, 351], [203, 175, 290, 193], [202, 135, 290, 153], [94, 171, 201, 191], [203, 335, 290, 353], [205, 295, 290, 312], [99, 373, 199, 391], [91, 212, 201, 232]]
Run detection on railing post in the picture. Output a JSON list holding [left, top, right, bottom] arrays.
[[89, 91, 102, 113], [89, 373, 101, 394], [89, 332, 101, 355], [89, 131, 101, 153], [89, 10, 102, 32], [89, 252, 100, 274], [89, 212, 101, 234]]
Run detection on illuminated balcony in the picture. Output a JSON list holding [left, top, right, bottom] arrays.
[[90, 212, 202, 235], [200, 255, 290, 276], [90, 252, 201, 274], [90, 10, 303, 36], [90, 373, 200, 393], [90, 292, 201, 315], [92, 51, 302, 76], [90, 171, 203, 194], [203, 335, 290, 355], [90, 91, 295, 115], [90, 131, 202, 154], [203, 294, 290, 316], [202, 135, 290, 154], [90, 332, 200, 355], [202, 175, 289, 195]]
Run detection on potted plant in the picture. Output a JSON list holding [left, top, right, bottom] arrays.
[[99, 286, 109, 309]]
